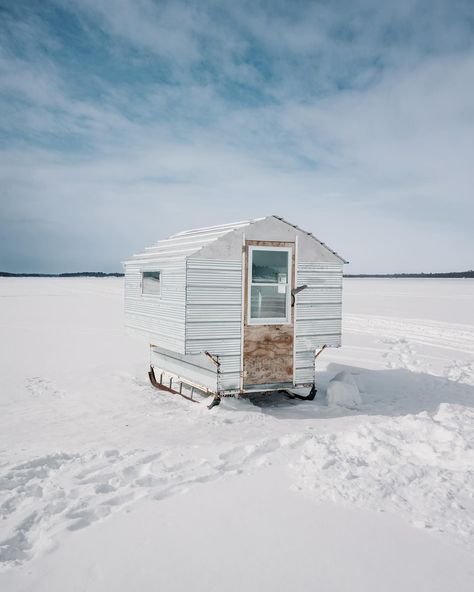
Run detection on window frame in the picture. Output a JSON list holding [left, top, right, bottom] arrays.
[[141, 270, 162, 298], [247, 245, 292, 325]]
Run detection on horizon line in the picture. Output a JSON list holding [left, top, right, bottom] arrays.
[[1, 270, 473, 279]]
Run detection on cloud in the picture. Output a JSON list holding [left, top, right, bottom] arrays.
[[0, 0, 473, 272]]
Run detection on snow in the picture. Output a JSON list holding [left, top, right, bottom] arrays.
[[1, 277, 473, 591], [326, 371, 362, 408], [293, 403, 474, 548]]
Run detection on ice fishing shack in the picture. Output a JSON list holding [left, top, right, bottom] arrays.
[[123, 216, 347, 407]]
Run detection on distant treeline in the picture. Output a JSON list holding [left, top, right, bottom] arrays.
[[2, 270, 473, 278], [344, 271, 474, 278], [0, 272, 124, 277]]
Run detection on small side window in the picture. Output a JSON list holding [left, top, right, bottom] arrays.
[[142, 271, 161, 296]]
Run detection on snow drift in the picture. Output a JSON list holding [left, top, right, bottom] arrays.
[[293, 403, 474, 549], [326, 371, 362, 408]]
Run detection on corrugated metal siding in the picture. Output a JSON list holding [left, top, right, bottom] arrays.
[[295, 350, 315, 368], [294, 262, 343, 384], [124, 261, 186, 353], [297, 288, 343, 304], [186, 258, 242, 392], [295, 366, 316, 384], [297, 319, 342, 334], [186, 306, 241, 322], [185, 338, 242, 356], [185, 286, 242, 304], [186, 267, 242, 287], [186, 322, 241, 339], [296, 303, 342, 320]]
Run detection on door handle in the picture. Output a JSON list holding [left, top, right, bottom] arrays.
[[291, 284, 308, 296], [291, 284, 308, 307]]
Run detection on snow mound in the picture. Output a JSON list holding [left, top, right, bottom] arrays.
[[292, 403, 474, 549], [326, 371, 362, 408]]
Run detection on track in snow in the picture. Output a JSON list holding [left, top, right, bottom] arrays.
[[0, 434, 306, 567], [345, 315, 474, 355]]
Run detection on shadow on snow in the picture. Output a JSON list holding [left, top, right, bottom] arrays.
[[245, 362, 474, 420]]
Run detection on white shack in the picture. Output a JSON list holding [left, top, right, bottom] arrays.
[[124, 215, 347, 406]]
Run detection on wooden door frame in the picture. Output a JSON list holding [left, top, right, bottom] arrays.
[[241, 239, 296, 387]]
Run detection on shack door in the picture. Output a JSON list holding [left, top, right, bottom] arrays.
[[243, 241, 295, 387]]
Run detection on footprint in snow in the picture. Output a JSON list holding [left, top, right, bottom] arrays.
[[25, 377, 65, 399]]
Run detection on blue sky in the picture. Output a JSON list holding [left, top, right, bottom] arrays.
[[1, 0, 473, 273]]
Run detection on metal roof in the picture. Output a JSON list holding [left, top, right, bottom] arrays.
[[124, 215, 347, 264]]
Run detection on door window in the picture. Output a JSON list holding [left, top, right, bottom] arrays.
[[248, 247, 291, 324]]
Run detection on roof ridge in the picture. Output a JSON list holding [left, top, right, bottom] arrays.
[[170, 218, 262, 238], [124, 215, 347, 265], [271, 215, 348, 264]]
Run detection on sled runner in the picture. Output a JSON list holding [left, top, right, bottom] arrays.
[[147, 342, 326, 409], [148, 365, 221, 409]]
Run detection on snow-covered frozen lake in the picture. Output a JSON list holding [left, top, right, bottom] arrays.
[[1, 278, 473, 591]]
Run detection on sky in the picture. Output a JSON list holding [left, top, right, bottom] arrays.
[[0, 0, 473, 273]]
